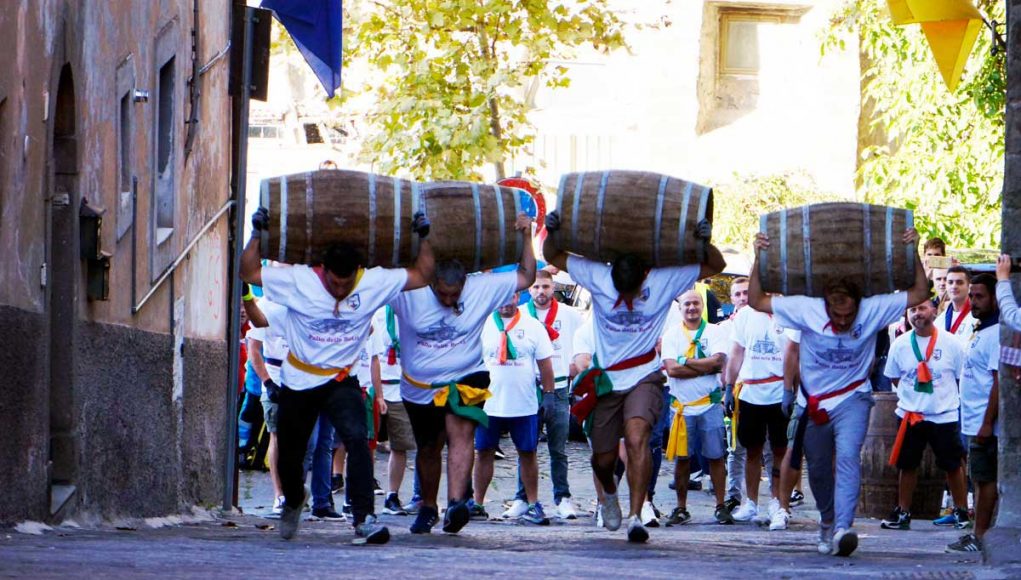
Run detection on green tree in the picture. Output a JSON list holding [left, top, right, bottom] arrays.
[[825, 0, 1006, 249], [344, 0, 628, 181]]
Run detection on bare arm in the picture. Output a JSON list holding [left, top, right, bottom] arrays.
[[726, 343, 746, 386], [904, 228, 930, 307], [247, 337, 270, 382], [404, 238, 435, 291], [542, 220, 569, 272], [242, 293, 269, 328], [240, 237, 263, 287], [977, 372, 999, 442], [663, 353, 724, 379], [371, 355, 386, 414], [573, 353, 592, 372], [538, 357, 555, 393], [515, 213, 537, 292], [698, 243, 726, 280], [748, 233, 773, 314]]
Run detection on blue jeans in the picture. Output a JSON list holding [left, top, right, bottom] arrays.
[[516, 388, 571, 503], [648, 387, 671, 498], [803, 390, 873, 530], [304, 412, 335, 510]]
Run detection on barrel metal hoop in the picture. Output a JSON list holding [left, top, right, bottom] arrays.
[[392, 179, 402, 267], [278, 175, 289, 263], [678, 182, 693, 264], [260, 178, 270, 259], [801, 206, 812, 296], [304, 172, 314, 264], [758, 214, 769, 287], [471, 183, 483, 272], [885, 206, 895, 291], [411, 182, 421, 259], [594, 171, 609, 259], [653, 175, 668, 266], [695, 186, 709, 264], [510, 184, 522, 262], [495, 183, 507, 266], [905, 210, 915, 283], [862, 204, 872, 296], [779, 210, 788, 294], [556, 174, 567, 216], [368, 174, 378, 267], [571, 173, 584, 251]]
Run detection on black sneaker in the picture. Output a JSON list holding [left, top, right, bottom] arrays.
[[946, 533, 982, 553], [468, 501, 490, 521], [442, 499, 470, 534], [410, 505, 439, 534], [341, 502, 352, 515], [790, 489, 805, 507], [521, 502, 550, 526], [687, 479, 703, 491], [723, 497, 741, 514], [953, 507, 972, 530], [373, 478, 384, 496], [715, 504, 735, 525], [880, 506, 911, 530], [668, 480, 677, 491], [383, 493, 407, 516], [665, 506, 692, 527], [626, 515, 649, 543], [355, 514, 390, 545], [331, 474, 344, 494], [311, 506, 347, 522]]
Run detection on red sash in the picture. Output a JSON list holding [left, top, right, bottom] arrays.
[[571, 348, 658, 425], [805, 379, 867, 425]]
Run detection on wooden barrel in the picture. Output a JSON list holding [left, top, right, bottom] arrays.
[[858, 392, 945, 520], [758, 203, 915, 298], [553, 170, 713, 267], [259, 170, 522, 270]]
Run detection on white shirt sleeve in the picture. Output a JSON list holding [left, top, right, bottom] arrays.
[[260, 265, 304, 310], [534, 326, 555, 361], [565, 255, 604, 294], [661, 327, 681, 362], [883, 339, 903, 380], [985, 331, 1001, 373], [996, 280, 1021, 333], [861, 292, 910, 332], [771, 296, 819, 330]]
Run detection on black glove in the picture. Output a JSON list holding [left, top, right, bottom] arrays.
[[263, 379, 281, 403], [723, 384, 735, 417], [544, 210, 561, 233], [695, 219, 712, 242], [251, 207, 270, 233], [781, 389, 796, 418], [411, 211, 431, 239]]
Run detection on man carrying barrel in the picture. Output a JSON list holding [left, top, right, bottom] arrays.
[[880, 296, 969, 532], [240, 208, 436, 545], [391, 213, 536, 535], [542, 211, 725, 543], [748, 227, 930, 557]]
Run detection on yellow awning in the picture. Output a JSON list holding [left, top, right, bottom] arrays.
[[886, 0, 983, 92]]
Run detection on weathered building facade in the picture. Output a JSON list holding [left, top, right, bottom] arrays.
[[0, 1, 232, 524]]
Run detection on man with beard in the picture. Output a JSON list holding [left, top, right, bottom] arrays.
[[393, 213, 536, 535], [880, 298, 969, 532]]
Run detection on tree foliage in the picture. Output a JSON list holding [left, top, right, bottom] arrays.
[[344, 0, 629, 181], [824, 0, 1006, 249]]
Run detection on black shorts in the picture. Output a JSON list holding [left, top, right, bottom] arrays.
[[967, 436, 997, 483], [404, 371, 490, 451], [896, 419, 965, 472], [736, 401, 788, 450]]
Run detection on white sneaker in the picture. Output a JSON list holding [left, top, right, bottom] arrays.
[[640, 501, 658, 527], [769, 507, 790, 531], [501, 499, 529, 519], [833, 527, 858, 557], [732, 499, 758, 522], [556, 498, 578, 520], [595, 504, 604, 527], [767, 497, 781, 518], [817, 524, 834, 555], [270, 495, 285, 518], [602, 493, 622, 531]]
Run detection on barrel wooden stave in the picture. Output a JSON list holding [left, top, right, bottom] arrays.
[[261, 170, 521, 270], [759, 202, 915, 298], [858, 392, 945, 520], [555, 170, 712, 267]]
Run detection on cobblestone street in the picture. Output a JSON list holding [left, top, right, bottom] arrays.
[[3, 442, 1016, 579]]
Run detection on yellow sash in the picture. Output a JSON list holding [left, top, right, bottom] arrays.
[[665, 388, 721, 461], [286, 351, 353, 380], [402, 373, 492, 408]]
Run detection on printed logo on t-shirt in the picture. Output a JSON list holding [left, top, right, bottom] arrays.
[[418, 321, 461, 342], [851, 324, 863, 339], [819, 339, 855, 364], [515, 329, 526, 339], [751, 332, 781, 356], [309, 318, 356, 334], [933, 349, 943, 361], [553, 320, 562, 330], [347, 293, 361, 311], [607, 311, 650, 326]]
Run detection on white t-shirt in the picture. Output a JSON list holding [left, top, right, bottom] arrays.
[[959, 323, 1000, 436], [661, 322, 728, 416], [567, 255, 700, 392], [520, 301, 583, 389], [884, 329, 964, 423], [732, 307, 789, 405], [943, 303, 976, 342], [261, 265, 407, 390], [354, 326, 385, 390], [481, 314, 555, 417], [247, 300, 290, 384], [372, 307, 404, 402], [393, 271, 518, 405], [771, 293, 907, 412]]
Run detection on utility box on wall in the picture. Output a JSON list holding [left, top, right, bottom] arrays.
[[79, 199, 110, 301]]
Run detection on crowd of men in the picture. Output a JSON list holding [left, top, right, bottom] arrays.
[[235, 208, 1011, 557]]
